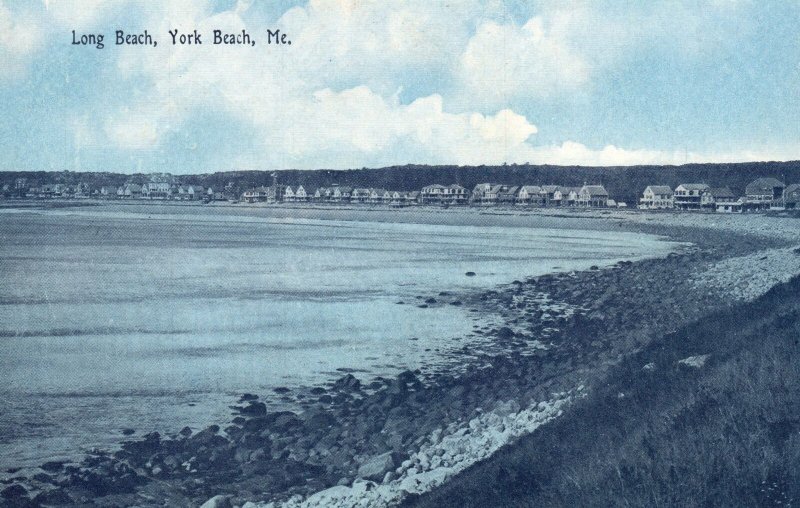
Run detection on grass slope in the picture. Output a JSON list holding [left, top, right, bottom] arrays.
[[405, 275, 800, 507]]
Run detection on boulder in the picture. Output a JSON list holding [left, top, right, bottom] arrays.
[[32, 487, 73, 505], [199, 494, 233, 508], [1, 484, 28, 501], [303, 410, 337, 431], [40, 460, 66, 473], [333, 373, 362, 391], [358, 452, 398, 482], [235, 401, 267, 416]]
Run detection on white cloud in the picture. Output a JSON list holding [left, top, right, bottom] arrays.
[[458, 17, 589, 103], [0, 2, 43, 80]]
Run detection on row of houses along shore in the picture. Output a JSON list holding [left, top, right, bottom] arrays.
[[236, 178, 800, 212], [6, 177, 800, 212]]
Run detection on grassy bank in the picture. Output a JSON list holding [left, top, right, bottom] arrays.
[[406, 274, 800, 507]]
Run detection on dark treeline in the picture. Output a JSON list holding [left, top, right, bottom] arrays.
[[3, 161, 800, 203]]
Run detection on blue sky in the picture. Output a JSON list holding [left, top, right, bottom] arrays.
[[1, 0, 799, 173]]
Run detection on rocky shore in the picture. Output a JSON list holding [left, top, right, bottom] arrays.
[[3, 212, 798, 508]]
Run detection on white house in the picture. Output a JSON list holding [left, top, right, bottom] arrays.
[[674, 184, 710, 210], [351, 188, 371, 203], [639, 186, 674, 209], [515, 185, 543, 205]]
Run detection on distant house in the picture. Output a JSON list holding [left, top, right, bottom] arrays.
[[745, 177, 785, 209], [715, 197, 745, 213], [444, 184, 468, 205], [143, 181, 171, 199], [674, 183, 710, 210], [471, 183, 500, 205], [389, 191, 405, 206], [368, 188, 387, 204], [406, 191, 420, 205], [314, 187, 333, 202], [539, 185, 561, 206], [242, 186, 270, 203], [283, 186, 296, 202], [699, 187, 736, 209], [639, 186, 674, 209], [331, 186, 352, 203], [561, 187, 582, 207], [117, 183, 142, 199], [351, 188, 371, 203], [187, 185, 205, 200], [295, 185, 309, 201], [784, 184, 800, 209], [420, 184, 446, 204], [577, 185, 609, 207], [515, 185, 543, 206], [497, 186, 519, 205]]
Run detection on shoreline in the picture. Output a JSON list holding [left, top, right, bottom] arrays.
[[2, 205, 799, 507]]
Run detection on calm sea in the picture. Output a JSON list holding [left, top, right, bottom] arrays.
[[0, 205, 677, 468]]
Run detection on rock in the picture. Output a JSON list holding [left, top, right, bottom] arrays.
[[450, 300, 462, 306], [40, 460, 66, 473], [1, 484, 27, 501], [273, 387, 290, 394], [179, 426, 193, 437], [121, 428, 135, 436], [235, 401, 267, 416], [424, 298, 437, 304], [32, 472, 53, 483], [465, 271, 476, 276], [496, 327, 515, 340], [190, 425, 223, 446], [333, 374, 362, 392], [494, 399, 521, 417], [272, 411, 302, 431], [358, 452, 399, 482], [678, 354, 710, 368], [200, 494, 233, 508], [32, 487, 73, 505], [310, 387, 327, 395], [239, 393, 259, 402], [303, 410, 337, 431]]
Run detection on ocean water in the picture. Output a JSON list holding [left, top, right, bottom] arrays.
[[0, 205, 677, 468]]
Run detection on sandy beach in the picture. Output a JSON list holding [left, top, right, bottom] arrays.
[[2, 203, 799, 507]]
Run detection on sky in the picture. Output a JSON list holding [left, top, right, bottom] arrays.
[[1, 0, 799, 174]]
